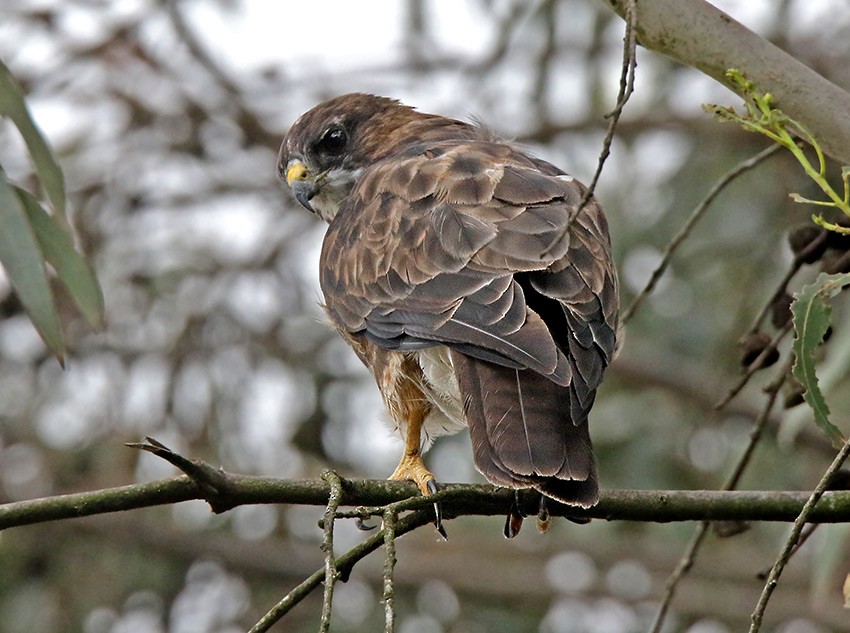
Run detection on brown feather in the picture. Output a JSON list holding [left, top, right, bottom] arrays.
[[453, 351, 598, 506], [280, 94, 619, 507]]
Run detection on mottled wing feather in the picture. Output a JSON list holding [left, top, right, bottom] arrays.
[[319, 137, 617, 504], [320, 139, 618, 389]]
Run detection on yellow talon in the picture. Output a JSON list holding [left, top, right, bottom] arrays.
[[388, 403, 445, 538], [389, 451, 436, 497]]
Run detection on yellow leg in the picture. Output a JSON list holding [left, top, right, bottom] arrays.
[[388, 410, 445, 538], [388, 409, 436, 496]]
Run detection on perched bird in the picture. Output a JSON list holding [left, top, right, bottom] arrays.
[[279, 94, 618, 531]]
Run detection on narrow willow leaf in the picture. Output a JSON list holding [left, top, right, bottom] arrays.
[[791, 272, 850, 447], [15, 186, 104, 329], [0, 59, 66, 217], [0, 171, 65, 362]]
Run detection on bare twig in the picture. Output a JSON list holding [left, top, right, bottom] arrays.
[[124, 436, 236, 509], [749, 435, 850, 633], [319, 470, 343, 633], [648, 524, 712, 633], [545, 0, 637, 255], [382, 508, 399, 633], [575, 0, 638, 211], [722, 359, 793, 490], [248, 509, 434, 633], [755, 523, 818, 580], [622, 143, 784, 325], [747, 228, 830, 334], [648, 359, 792, 633]]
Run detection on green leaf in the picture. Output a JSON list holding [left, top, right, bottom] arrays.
[[14, 186, 104, 329], [791, 272, 850, 447], [0, 59, 66, 217], [0, 170, 65, 362]]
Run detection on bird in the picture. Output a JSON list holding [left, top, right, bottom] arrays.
[[278, 93, 618, 533]]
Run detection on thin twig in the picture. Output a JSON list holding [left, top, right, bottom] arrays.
[[545, 0, 638, 255], [748, 435, 850, 633], [248, 509, 434, 633], [318, 470, 343, 633], [714, 322, 793, 411], [576, 0, 638, 209], [648, 359, 791, 633], [722, 358, 793, 490], [382, 508, 398, 633], [747, 228, 830, 334], [647, 524, 711, 633], [755, 523, 818, 580], [623, 143, 785, 325]]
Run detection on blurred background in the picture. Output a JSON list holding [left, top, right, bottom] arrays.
[[1, 1, 850, 632]]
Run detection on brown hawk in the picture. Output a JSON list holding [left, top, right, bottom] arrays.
[[279, 94, 618, 527]]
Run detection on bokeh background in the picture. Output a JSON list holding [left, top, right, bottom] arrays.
[[1, 1, 850, 632]]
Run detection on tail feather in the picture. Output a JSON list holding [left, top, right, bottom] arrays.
[[452, 350, 599, 507]]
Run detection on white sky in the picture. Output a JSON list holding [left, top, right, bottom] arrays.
[[183, 0, 840, 75]]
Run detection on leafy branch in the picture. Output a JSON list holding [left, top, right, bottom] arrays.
[[791, 272, 850, 447], [705, 69, 850, 234], [0, 58, 104, 362]]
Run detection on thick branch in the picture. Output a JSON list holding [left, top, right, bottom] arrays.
[[602, 0, 850, 165], [3, 475, 850, 531]]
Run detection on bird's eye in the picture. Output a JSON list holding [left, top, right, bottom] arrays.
[[317, 126, 348, 155]]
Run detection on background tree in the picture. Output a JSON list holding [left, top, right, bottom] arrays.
[[1, 1, 849, 632]]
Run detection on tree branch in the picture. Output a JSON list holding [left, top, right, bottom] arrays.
[[749, 435, 850, 633], [601, 0, 850, 165], [248, 509, 433, 633], [4, 474, 850, 532]]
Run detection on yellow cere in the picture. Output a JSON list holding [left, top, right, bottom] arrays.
[[286, 161, 309, 185]]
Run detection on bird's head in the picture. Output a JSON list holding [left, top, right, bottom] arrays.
[[278, 93, 419, 222]]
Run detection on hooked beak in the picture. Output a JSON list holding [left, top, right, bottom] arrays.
[[285, 160, 317, 212]]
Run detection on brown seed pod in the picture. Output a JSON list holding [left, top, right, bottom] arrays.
[[739, 332, 779, 369], [787, 224, 827, 263], [770, 291, 794, 329]]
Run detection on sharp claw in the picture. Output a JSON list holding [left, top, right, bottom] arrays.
[[536, 496, 551, 533], [425, 479, 447, 539], [504, 491, 525, 539], [435, 517, 448, 540], [355, 516, 378, 531]]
